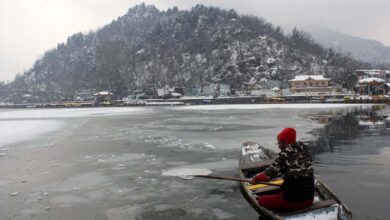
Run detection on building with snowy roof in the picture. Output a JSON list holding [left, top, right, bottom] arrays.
[[288, 75, 339, 95], [357, 77, 387, 95], [74, 89, 96, 101], [201, 83, 231, 97], [93, 91, 113, 105]]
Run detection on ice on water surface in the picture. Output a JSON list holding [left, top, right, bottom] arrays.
[[9, 192, 19, 196], [1, 104, 386, 220], [162, 168, 212, 178], [0, 120, 64, 146], [175, 103, 375, 111], [52, 172, 108, 192], [0, 107, 151, 119], [212, 208, 235, 219], [50, 194, 89, 205], [161, 159, 237, 181]]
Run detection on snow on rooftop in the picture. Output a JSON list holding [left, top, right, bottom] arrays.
[[358, 77, 385, 83], [94, 91, 113, 96], [290, 75, 330, 81]]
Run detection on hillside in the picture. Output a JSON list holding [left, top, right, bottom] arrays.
[[5, 4, 370, 101], [306, 27, 390, 66]]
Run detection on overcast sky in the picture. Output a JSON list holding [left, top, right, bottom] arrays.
[[1, 0, 390, 82]]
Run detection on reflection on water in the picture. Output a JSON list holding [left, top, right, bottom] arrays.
[[307, 105, 390, 155], [305, 105, 390, 220]]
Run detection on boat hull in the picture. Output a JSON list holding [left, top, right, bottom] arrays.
[[239, 142, 352, 220]]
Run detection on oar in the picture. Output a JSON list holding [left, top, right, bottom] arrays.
[[194, 175, 281, 187]]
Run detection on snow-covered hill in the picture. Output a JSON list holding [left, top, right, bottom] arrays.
[[5, 4, 370, 101]]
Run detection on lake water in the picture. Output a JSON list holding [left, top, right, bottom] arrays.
[[0, 104, 389, 220]]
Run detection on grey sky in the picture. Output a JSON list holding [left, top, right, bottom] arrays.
[[1, 0, 389, 82]]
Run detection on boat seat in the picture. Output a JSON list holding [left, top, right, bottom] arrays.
[[252, 186, 281, 195], [248, 179, 283, 190], [248, 179, 283, 195]]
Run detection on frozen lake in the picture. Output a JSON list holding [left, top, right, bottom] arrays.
[[0, 104, 389, 220]]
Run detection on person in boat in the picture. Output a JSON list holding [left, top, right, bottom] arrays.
[[250, 127, 315, 211]]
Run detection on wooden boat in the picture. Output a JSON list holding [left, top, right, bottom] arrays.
[[239, 142, 352, 220]]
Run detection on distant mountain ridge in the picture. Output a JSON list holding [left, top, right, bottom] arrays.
[[3, 4, 370, 102], [306, 27, 390, 65]]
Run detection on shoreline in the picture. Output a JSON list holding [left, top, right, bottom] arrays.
[[1, 93, 390, 108], [1, 98, 389, 109]]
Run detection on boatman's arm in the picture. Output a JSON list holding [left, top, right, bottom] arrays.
[[251, 151, 286, 184]]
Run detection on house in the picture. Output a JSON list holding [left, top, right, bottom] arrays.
[[219, 84, 231, 96], [184, 88, 201, 97], [241, 79, 281, 96], [202, 83, 231, 97], [74, 89, 96, 101], [357, 77, 386, 95], [157, 86, 184, 98], [157, 85, 172, 97], [289, 75, 338, 95], [202, 84, 219, 96], [93, 91, 113, 104], [355, 69, 390, 95], [125, 90, 148, 101]]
